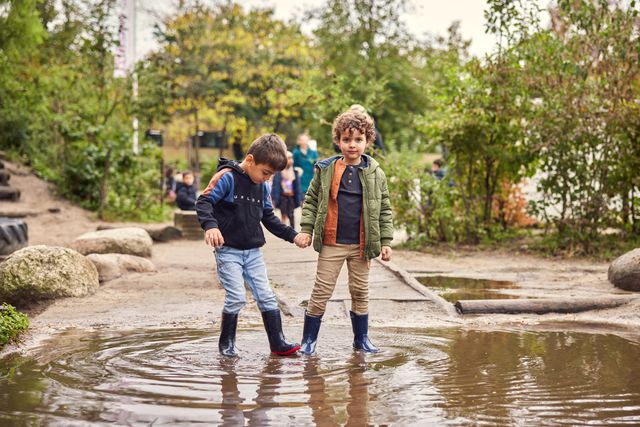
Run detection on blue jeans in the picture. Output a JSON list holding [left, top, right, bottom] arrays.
[[214, 246, 278, 314]]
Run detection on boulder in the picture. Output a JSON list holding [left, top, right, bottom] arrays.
[[96, 224, 181, 242], [144, 225, 182, 242], [0, 245, 99, 306], [86, 253, 157, 282], [608, 248, 640, 291], [69, 227, 153, 258]]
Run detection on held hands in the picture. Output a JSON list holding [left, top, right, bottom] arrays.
[[204, 228, 225, 248], [381, 246, 392, 261], [294, 232, 312, 248]]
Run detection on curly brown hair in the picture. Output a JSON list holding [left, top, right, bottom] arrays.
[[332, 109, 376, 145]]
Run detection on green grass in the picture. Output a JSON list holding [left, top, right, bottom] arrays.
[[0, 303, 29, 348], [397, 228, 640, 262]]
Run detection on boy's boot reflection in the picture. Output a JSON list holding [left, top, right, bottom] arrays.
[[346, 352, 371, 426], [302, 357, 338, 426], [219, 359, 244, 425], [246, 357, 283, 426]]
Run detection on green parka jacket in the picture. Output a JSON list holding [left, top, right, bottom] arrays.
[[300, 155, 393, 260]]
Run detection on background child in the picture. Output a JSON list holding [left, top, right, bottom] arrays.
[[297, 109, 394, 355], [196, 134, 309, 358], [175, 170, 197, 210], [271, 151, 303, 229]]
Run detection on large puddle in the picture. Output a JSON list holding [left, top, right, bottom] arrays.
[[416, 275, 521, 302], [2, 327, 640, 425]]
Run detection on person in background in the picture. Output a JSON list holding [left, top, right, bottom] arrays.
[[431, 158, 446, 181], [293, 133, 318, 194], [272, 151, 303, 229], [175, 170, 197, 210]]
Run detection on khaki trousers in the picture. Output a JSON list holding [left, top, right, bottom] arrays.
[[307, 244, 371, 317]]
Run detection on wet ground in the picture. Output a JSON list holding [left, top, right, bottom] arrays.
[[2, 326, 640, 425]]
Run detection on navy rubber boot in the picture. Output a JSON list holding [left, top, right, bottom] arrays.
[[299, 312, 322, 355], [219, 311, 239, 357], [350, 311, 379, 353], [261, 309, 301, 356]]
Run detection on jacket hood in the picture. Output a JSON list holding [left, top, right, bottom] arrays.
[[315, 154, 379, 173], [217, 158, 245, 175]]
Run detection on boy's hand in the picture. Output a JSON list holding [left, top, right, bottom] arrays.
[[294, 233, 312, 248], [381, 246, 392, 261], [204, 228, 225, 248]]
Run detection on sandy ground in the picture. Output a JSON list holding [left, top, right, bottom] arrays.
[[2, 161, 639, 355]]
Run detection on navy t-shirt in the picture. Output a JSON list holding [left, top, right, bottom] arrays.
[[336, 159, 365, 244]]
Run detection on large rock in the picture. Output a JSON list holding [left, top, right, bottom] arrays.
[[0, 245, 99, 306], [608, 248, 640, 291], [69, 227, 153, 258], [86, 253, 157, 282], [96, 224, 181, 242]]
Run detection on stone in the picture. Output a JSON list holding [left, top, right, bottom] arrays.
[[608, 248, 640, 292], [86, 253, 157, 282], [145, 225, 182, 242], [0, 245, 99, 306], [96, 224, 182, 242], [70, 227, 153, 258]]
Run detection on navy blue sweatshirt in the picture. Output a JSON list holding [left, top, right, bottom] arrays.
[[175, 182, 197, 210], [196, 159, 297, 249]]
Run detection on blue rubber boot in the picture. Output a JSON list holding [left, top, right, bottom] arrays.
[[261, 309, 301, 356], [219, 311, 239, 358], [350, 311, 379, 353], [299, 312, 322, 355]]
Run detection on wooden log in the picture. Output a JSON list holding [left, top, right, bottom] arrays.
[[455, 297, 634, 315]]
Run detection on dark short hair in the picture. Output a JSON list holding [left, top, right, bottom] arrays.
[[433, 159, 444, 168], [182, 170, 194, 177], [332, 109, 376, 145], [247, 134, 288, 171]]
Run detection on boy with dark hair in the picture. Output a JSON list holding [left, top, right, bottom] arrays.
[[175, 170, 197, 210], [297, 109, 394, 355], [196, 134, 309, 358]]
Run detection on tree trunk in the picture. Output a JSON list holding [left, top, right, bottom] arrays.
[[97, 145, 113, 220], [455, 297, 633, 315], [193, 108, 200, 172]]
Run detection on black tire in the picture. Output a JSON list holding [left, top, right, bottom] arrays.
[[0, 218, 28, 255], [0, 187, 20, 201], [0, 170, 10, 186]]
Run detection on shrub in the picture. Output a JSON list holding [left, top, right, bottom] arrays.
[[0, 303, 29, 348]]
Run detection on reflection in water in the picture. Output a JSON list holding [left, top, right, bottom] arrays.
[[1, 327, 639, 425], [416, 275, 520, 301]]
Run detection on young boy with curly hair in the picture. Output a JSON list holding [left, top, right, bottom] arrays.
[[296, 109, 394, 355]]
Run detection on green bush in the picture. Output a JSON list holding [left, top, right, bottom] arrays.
[[0, 303, 29, 347]]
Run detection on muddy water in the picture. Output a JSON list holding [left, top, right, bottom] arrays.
[[1, 327, 640, 425], [416, 276, 520, 302]]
